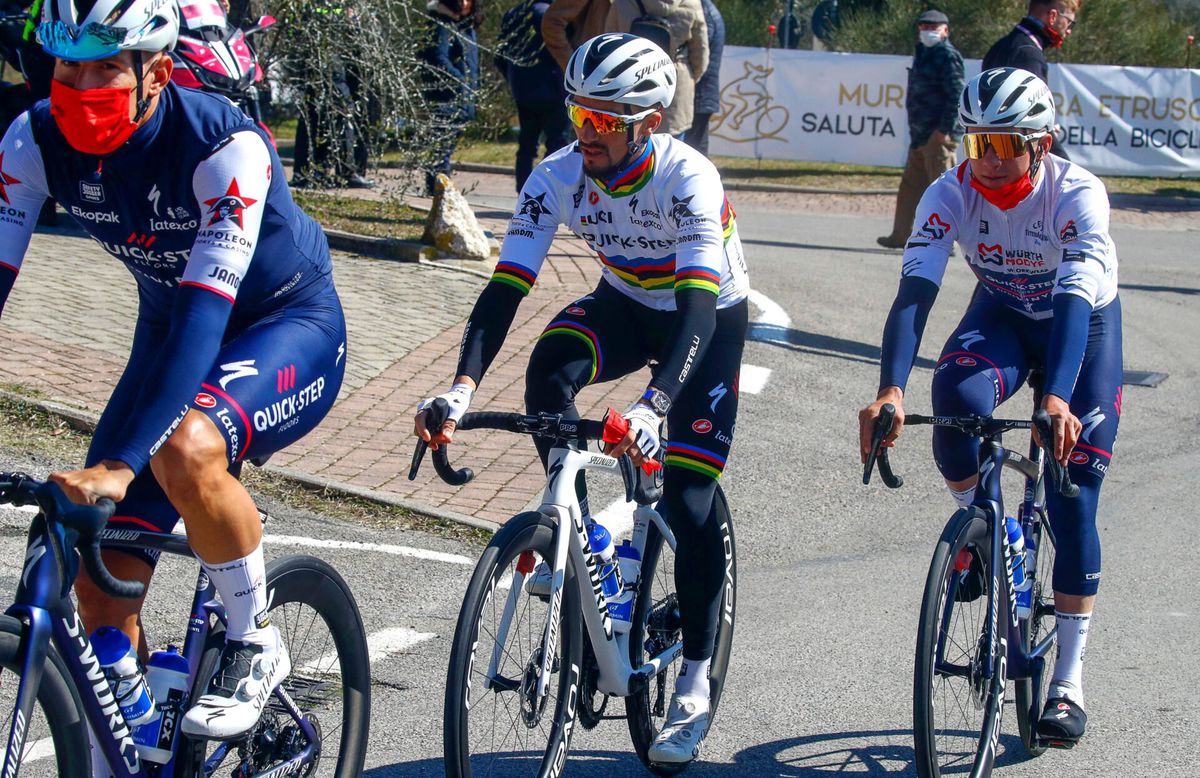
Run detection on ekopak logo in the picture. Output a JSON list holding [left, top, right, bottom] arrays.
[[977, 243, 1003, 266], [918, 212, 950, 240], [194, 392, 217, 409], [692, 419, 713, 434]]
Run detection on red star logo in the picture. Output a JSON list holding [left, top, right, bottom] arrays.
[[203, 178, 258, 228], [0, 152, 21, 205]]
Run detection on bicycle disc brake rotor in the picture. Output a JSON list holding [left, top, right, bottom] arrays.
[[520, 647, 553, 728], [970, 631, 989, 708]]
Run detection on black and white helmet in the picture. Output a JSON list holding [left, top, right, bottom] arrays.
[[959, 67, 1055, 134], [565, 33, 675, 109], [39, 0, 180, 61]]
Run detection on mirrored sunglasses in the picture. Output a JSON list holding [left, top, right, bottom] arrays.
[[963, 131, 1044, 160], [566, 100, 656, 134], [38, 19, 130, 61]]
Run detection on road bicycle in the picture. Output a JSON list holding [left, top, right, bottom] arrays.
[[411, 401, 737, 777], [0, 471, 371, 777], [864, 404, 1078, 778]]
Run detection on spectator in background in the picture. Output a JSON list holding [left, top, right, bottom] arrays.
[[496, 0, 570, 191], [542, 0, 612, 70], [984, 0, 1077, 158], [422, 0, 480, 196], [877, 9, 963, 250], [684, 0, 722, 155], [606, 0, 707, 135]]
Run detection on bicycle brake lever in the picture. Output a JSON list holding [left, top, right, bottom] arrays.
[[1031, 410, 1080, 499], [407, 440, 428, 481], [863, 403, 903, 488]]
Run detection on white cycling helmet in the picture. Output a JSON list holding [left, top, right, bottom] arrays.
[[565, 33, 675, 109], [39, 0, 180, 61], [959, 67, 1055, 134]]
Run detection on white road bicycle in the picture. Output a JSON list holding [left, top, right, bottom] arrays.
[[410, 402, 737, 777]]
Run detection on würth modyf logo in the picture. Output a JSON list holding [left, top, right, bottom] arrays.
[[0, 152, 21, 204], [204, 178, 257, 228]]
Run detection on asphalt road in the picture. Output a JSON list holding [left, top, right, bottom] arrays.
[[1, 182, 1197, 777]]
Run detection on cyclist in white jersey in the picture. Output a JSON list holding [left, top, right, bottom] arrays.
[[859, 68, 1123, 746], [414, 33, 748, 765]]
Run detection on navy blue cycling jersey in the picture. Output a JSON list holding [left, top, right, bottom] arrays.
[[0, 83, 338, 473]]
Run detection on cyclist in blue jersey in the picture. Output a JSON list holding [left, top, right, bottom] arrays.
[[0, 0, 347, 741], [858, 68, 1122, 746], [415, 33, 749, 766]]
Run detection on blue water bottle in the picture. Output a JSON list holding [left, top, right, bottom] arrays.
[[134, 647, 191, 763], [1005, 517, 1033, 618], [587, 521, 621, 598], [91, 627, 156, 726]]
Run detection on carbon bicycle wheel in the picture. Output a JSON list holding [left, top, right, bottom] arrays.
[[1014, 509, 1058, 755], [183, 555, 371, 778], [444, 511, 584, 778], [913, 506, 1008, 778], [0, 615, 90, 777], [626, 487, 737, 775]]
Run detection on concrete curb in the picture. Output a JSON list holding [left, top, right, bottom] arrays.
[[0, 388, 496, 535], [324, 228, 434, 262]]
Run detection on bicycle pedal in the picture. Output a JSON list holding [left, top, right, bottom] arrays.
[[1043, 736, 1078, 750]]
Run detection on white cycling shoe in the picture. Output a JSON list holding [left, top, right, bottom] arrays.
[[182, 625, 291, 740], [648, 693, 710, 765], [525, 561, 553, 598]]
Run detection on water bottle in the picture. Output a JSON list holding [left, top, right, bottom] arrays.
[[91, 627, 156, 727], [1005, 517, 1033, 618], [587, 521, 621, 598], [1015, 533, 1036, 620], [608, 542, 643, 634], [133, 647, 190, 764]]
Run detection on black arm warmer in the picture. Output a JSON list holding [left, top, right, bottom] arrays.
[[648, 287, 718, 403], [455, 280, 528, 383]]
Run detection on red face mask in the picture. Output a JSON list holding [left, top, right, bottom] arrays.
[[970, 172, 1034, 210], [1044, 22, 1065, 48], [49, 80, 139, 156]]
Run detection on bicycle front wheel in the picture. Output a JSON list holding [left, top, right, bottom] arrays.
[[913, 507, 1008, 778], [184, 555, 371, 778], [0, 615, 90, 777], [444, 511, 584, 778], [626, 487, 737, 775], [1014, 510, 1058, 755]]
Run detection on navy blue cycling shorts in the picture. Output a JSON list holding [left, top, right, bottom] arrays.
[[93, 291, 347, 567]]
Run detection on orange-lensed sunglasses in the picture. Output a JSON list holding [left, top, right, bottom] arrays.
[[963, 131, 1047, 160], [566, 100, 657, 134]]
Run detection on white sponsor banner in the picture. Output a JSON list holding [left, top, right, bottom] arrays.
[[709, 46, 1200, 177]]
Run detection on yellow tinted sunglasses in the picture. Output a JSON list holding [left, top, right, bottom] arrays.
[[566, 100, 656, 134], [963, 131, 1045, 160]]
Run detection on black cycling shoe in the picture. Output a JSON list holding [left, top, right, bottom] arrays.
[[952, 546, 986, 603], [1037, 696, 1087, 748]]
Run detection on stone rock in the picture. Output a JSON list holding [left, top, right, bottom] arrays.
[[422, 174, 491, 261]]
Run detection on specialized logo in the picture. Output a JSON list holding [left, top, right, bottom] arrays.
[[1070, 451, 1090, 465], [918, 212, 950, 240], [957, 329, 985, 350], [218, 359, 258, 390], [22, 537, 46, 588], [80, 180, 105, 203], [1059, 219, 1078, 243], [956, 356, 977, 367], [669, 195, 699, 227], [708, 382, 728, 412], [692, 419, 712, 433], [0, 152, 21, 204], [204, 178, 258, 228], [977, 243, 1003, 265], [194, 392, 217, 409], [1079, 407, 1106, 442], [148, 182, 162, 215], [519, 192, 549, 224], [337, 341, 346, 365]]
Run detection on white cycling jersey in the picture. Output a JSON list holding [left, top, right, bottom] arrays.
[[902, 155, 1119, 320], [497, 134, 749, 311]]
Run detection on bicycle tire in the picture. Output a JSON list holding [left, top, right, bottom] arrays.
[[182, 555, 371, 778], [913, 506, 1008, 778], [1014, 510, 1058, 755], [0, 615, 90, 778], [626, 486, 737, 775], [444, 511, 584, 778]]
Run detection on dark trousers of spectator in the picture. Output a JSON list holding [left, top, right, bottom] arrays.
[[883, 134, 958, 244], [683, 112, 714, 157], [515, 100, 570, 192]]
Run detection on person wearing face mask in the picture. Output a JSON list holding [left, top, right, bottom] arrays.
[[859, 68, 1122, 749], [984, 0, 1079, 160], [877, 9, 963, 250], [0, 0, 349, 742]]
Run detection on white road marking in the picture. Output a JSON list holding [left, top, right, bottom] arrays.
[[747, 288, 792, 327], [23, 737, 56, 763], [739, 364, 772, 395], [298, 627, 437, 675], [263, 534, 472, 566], [13, 505, 37, 514], [594, 498, 635, 540]]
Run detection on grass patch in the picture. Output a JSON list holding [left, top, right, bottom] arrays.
[[290, 191, 427, 241], [0, 394, 91, 463]]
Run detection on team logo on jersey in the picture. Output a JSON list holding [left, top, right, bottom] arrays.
[[204, 178, 258, 228], [79, 180, 105, 203], [1062, 248, 1086, 263], [1069, 451, 1090, 465], [572, 185, 584, 209], [1059, 219, 1078, 243], [127, 232, 156, 248], [277, 365, 297, 393], [194, 392, 217, 409], [978, 219, 989, 234], [218, 359, 258, 390], [565, 306, 586, 315], [518, 192, 549, 225], [692, 419, 712, 433], [588, 191, 600, 206], [918, 212, 950, 240], [955, 356, 977, 367], [669, 195, 699, 227], [0, 152, 21, 205], [977, 243, 1003, 265]]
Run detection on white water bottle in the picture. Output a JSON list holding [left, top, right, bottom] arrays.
[[608, 542, 642, 634], [91, 627, 156, 727], [133, 647, 190, 763]]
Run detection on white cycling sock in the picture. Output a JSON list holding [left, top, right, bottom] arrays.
[[202, 542, 271, 645], [675, 656, 711, 702], [1050, 610, 1091, 708], [948, 484, 976, 509]]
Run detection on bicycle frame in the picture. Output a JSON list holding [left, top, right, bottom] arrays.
[[485, 445, 679, 704]]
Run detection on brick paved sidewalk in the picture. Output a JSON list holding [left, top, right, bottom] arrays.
[[0, 220, 646, 527]]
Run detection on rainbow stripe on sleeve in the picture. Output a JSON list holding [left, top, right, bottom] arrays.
[[490, 262, 538, 295], [674, 266, 721, 295], [721, 197, 736, 243], [665, 442, 727, 479]]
